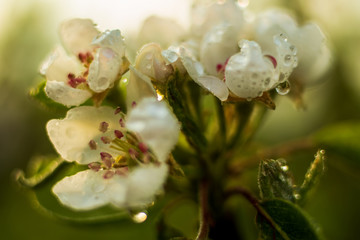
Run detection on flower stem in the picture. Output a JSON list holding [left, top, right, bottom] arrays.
[[196, 180, 210, 240]]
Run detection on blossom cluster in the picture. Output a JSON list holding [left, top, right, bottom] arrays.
[[40, 0, 329, 211]]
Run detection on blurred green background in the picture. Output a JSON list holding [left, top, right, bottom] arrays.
[[0, 0, 359, 239]]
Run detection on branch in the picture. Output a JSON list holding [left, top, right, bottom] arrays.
[[229, 137, 315, 175], [195, 180, 210, 240]]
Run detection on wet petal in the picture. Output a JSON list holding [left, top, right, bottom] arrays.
[[200, 24, 239, 76], [126, 98, 180, 162], [135, 43, 173, 83], [225, 40, 275, 99], [46, 106, 121, 164], [42, 46, 84, 83], [138, 16, 185, 48], [191, 0, 244, 38], [126, 164, 168, 207], [59, 18, 99, 56], [45, 81, 92, 107], [126, 66, 157, 109], [52, 169, 127, 210], [198, 75, 229, 101]]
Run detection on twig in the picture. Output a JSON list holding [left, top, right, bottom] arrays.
[[195, 180, 210, 240], [224, 187, 290, 240], [229, 137, 315, 175]]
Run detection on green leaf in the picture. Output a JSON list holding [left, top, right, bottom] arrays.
[[298, 150, 325, 204], [315, 121, 360, 167], [256, 199, 324, 240], [29, 162, 129, 223], [29, 80, 69, 112], [15, 156, 64, 188], [166, 74, 207, 150], [258, 159, 296, 202]]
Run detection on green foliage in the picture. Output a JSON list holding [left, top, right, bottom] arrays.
[[298, 150, 326, 204], [256, 199, 323, 240], [258, 159, 296, 202]]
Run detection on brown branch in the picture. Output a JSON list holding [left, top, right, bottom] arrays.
[[229, 137, 315, 175], [224, 187, 291, 240], [195, 180, 210, 240]]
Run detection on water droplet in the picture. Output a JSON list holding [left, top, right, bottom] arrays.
[[279, 174, 286, 182], [281, 165, 289, 172], [264, 77, 270, 86], [246, 97, 252, 101], [132, 212, 147, 223], [320, 149, 326, 155], [237, 0, 249, 8], [294, 194, 301, 200], [280, 33, 288, 42], [276, 80, 291, 95], [157, 93, 164, 101], [289, 45, 297, 54], [284, 55, 292, 66]]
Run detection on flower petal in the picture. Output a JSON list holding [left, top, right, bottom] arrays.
[[126, 98, 180, 162], [41, 46, 84, 83], [198, 75, 229, 101], [52, 169, 127, 210], [126, 66, 157, 109], [135, 43, 173, 83], [60, 18, 99, 56], [225, 40, 275, 99], [46, 106, 122, 164], [191, 0, 244, 38], [45, 81, 92, 107], [138, 16, 185, 48], [126, 164, 168, 207], [87, 30, 127, 93], [200, 24, 239, 76]]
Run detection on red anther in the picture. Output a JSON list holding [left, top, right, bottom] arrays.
[[101, 136, 111, 144], [119, 118, 125, 127], [265, 55, 277, 68], [114, 107, 122, 115], [99, 122, 109, 133], [138, 142, 148, 154], [88, 162, 101, 172], [132, 101, 136, 108], [68, 77, 86, 88], [114, 130, 124, 139], [103, 170, 115, 179], [88, 140, 97, 150]]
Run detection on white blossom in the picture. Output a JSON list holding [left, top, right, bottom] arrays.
[[49, 98, 180, 210], [41, 19, 128, 107]]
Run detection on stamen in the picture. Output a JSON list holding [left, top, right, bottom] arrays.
[[132, 101, 137, 108], [129, 148, 139, 160], [68, 73, 75, 79], [103, 170, 114, 179], [114, 107, 122, 115], [100, 152, 114, 169], [68, 77, 86, 88], [101, 136, 111, 144], [99, 121, 109, 133], [265, 55, 278, 68], [138, 142, 148, 154], [114, 130, 124, 139], [89, 140, 97, 150], [88, 162, 101, 172], [115, 167, 128, 176], [119, 118, 125, 127]]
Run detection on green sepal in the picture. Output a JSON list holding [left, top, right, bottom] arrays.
[[28, 80, 69, 112], [165, 73, 207, 151], [297, 149, 325, 204], [258, 159, 296, 202], [256, 199, 324, 240]]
